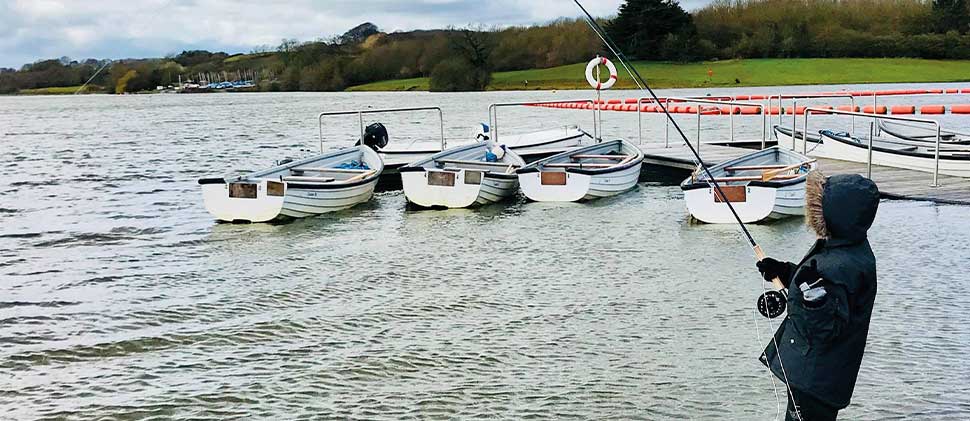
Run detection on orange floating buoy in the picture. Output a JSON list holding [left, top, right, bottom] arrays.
[[862, 105, 888, 114], [928, 89, 944, 94], [961, 89, 970, 94], [891, 105, 916, 115], [684, 106, 697, 113], [624, 104, 637, 112], [766, 106, 783, 115], [624, 98, 639, 104], [735, 95, 750, 101], [749, 94, 765, 100], [950, 104, 970, 114], [835, 105, 860, 112], [809, 106, 833, 114], [739, 106, 761, 115], [945, 88, 959, 94], [608, 99, 622, 104], [920, 105, 945, 114], [785, 106, 807, 115]]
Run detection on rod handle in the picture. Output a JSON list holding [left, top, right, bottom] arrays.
[[753, 245, 787, 291]]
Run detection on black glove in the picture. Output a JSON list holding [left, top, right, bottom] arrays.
[[756, 257, 794, 287], [793, 260, 828, 308]]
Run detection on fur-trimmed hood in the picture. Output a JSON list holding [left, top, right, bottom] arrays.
[[805, 171, 880, 241]]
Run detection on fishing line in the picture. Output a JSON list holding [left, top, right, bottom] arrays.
[[571, 1, 802, 419], [75, 59, 112, 95]]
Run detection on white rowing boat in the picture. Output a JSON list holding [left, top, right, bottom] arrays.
[[380, 126, 589, 171], [199, 145, 383, 222], [400, 142, 525, 208], [516, 139, 643, 202], [818, 130, 970, 177], [681, 146, 817, 224]]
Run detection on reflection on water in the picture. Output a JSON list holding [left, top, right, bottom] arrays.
[[1, 87, 968, 419]]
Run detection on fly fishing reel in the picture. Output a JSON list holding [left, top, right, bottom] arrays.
[[757, 289, 788, 319]]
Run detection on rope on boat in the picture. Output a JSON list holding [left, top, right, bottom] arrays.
[[572, 2, 803, 419]]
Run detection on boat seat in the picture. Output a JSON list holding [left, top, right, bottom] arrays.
[[436, 159, 520, 168], [283, 176, 335, 183], [570, 154, 631, 160], [292, 167, 369, 173]]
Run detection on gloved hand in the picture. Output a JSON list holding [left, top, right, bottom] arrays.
[[756, 257, 794, 286], [793, 260, 828, 308]]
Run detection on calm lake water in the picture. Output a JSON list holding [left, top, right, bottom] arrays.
[[2, 85, 969, 420]]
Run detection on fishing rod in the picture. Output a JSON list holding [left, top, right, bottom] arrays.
[[571, 1, 802, 419], [570, 0, 786, 316]]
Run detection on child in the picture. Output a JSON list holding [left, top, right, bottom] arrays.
[[757, 172, 880, 420]]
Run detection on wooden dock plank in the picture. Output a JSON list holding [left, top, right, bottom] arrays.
[[636, 141, 970, 205]]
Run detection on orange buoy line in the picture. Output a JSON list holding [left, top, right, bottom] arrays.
[[530, 100, 970, 115], [530, 98, 970, 115]]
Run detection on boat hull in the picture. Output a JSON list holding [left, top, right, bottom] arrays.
[[199, 145, 384, 222], [517, 139, 644, 202], [683, 181, 806, 224], [278, 180, 378, 218], [680, 146, 815, 224], [401, 169, 518, 208], [201, 179, 286, 223]]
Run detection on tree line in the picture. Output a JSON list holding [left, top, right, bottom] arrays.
[[3, 0, 970, 94]]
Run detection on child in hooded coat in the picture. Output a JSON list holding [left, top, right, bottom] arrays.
[[757, 171, 880, 421]]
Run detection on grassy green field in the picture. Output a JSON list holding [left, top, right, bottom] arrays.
[[348, 58, 970, 92], [17, 85, 99, 95]]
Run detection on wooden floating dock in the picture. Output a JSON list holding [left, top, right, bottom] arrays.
[[637, 143, 970, 205]]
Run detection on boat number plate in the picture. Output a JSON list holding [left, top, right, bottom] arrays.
[[714, 185, 747, 203], [464, 171, 483, 185], [266, 181, 285, 197], [229, 183, 258, 199], [428, 171, 456, 187], [540, 172, 567, 186]]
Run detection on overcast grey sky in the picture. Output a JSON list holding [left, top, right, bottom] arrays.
[[1, 0, 714, 68]]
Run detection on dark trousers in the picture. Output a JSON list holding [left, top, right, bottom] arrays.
[[786, 388, 839, 421]]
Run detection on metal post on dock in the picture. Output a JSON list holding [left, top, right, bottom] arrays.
[[933, 125, 941, 187], [358, 112, 365, 151], [868, 122, 874, 179], [696, 106, 702, 154], [664, 98, 670, 148]]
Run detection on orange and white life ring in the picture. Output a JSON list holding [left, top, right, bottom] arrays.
[[585, 56, 618, 90]]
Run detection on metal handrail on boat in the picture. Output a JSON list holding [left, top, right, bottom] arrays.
[[803, 107, 942, 187], [487, 100, 597, 143], [637, 97, 766, 150], [317, 107, 446, 153]]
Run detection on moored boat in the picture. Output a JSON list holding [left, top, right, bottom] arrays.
[[379, 126, 589, 171], [516, 139, 644, 202], [681, 146, 817, 224], [199, 145, 383, 222], [877, 121, 970, 146], [400, 142, 525, 208], [818, 130, 970, 177]]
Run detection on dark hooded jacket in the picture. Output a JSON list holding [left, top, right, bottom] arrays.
[[760, 173, 880, 409]]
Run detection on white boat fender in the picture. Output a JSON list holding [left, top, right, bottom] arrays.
[[585, 56, 618, 90]]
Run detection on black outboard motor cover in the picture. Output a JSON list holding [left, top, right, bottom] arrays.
[[358, 122, 389, 150]]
